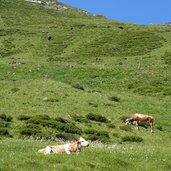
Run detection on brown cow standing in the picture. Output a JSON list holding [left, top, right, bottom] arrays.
[[125, 113, 155, 133]]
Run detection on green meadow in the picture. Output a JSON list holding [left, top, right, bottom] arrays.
[[0, 0, 171, 170]]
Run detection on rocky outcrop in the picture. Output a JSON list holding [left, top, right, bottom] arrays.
[[25, 0, 68, 11]]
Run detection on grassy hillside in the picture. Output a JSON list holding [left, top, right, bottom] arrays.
[[0, 0, 171, 170]]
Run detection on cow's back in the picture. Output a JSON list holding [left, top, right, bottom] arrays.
[[51, 144, 68, 153]]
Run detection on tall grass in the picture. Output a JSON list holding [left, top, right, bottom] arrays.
[[0, 139, 171, 171]]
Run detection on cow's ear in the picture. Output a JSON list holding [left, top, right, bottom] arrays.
[[76, 141, 80, 148], [77, 141, 81, 146]]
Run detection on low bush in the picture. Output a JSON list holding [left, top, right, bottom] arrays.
[[46, 98, 59, 103], [88, 102, 98, 108], [112, 133, 120, 138], [32, 115, 51, 120], [28, 119, 58, 129], [163, 88, 171, 96], [0, 128, 9, 135], [71, 115, 88, 123], [10, 87, 20, 93], [72, 84, 85, 91], [55, 123, 82, 135], [156, 126, 163, 131], [85, 129, 98, 135], [26, 115, 51, 125], [0, 114, 12, 122], [85, 129, 110, 142], [55, 117, 68, 123], [86, 113, 108, 123], [17, 115, 31, 121], [20, 128, 40, 136], [161, 51, 171, 65], [96, 130, 109, 138], [20, 114, 83, 136], [87, 134, 110, 143], [107, 123, 116, 129], [0, 128, 12, 137], [85, 129, 109, 137], [56, 132, 79, 141], [109, 96, 120, 102], [19, 124, 41, 136], [0, 121, 10, 128], [122, 136, 143, 143]]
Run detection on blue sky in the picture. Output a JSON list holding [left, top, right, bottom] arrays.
[[58, 0, 171, 25]]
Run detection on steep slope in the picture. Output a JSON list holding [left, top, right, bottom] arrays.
[[0, 0, 170, 97]]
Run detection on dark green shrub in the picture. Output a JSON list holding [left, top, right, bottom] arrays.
[[87, 134, 110, 143], [10, 88, 20, 93], [85, 129, 98, 135], [27, 119, 57, 128], [72, 84, 85, 91], [20, 128, 39, 136], [156, 126, 163, 131], [56, 133, 79, 141], [26, 118, 42, 125], [96, 130, 109, 138], [0, 114, 12, 122], [122, 136, 143, 143], [55, 117, 68, 123], [104, 103, 113, 107], [46, 98, 59, 103], [71, 115, 88, 123], [88, 102, 98, 108], [26, 115, 51, 125], [112, 133, 119, 138], [109, 96, 120, 102], [19, 124, 41, 136], [0, 128, 12, 137], [107, 123, 116, 129], [0, 128, 9, 135], [44, 120, 59, 128], [25, 124, 41, 129], [161, 52, 171, 65], [163, 88, 171, 96], [17, 115, 31, 121], [26, 115, 82, 135], [0, 121, 10, 128], [56, 123, 82, 135], [120, 125, 132, 131], [32, 115, 51, 120], [85, 129, 110, 142], [86, 113, 108, 123]]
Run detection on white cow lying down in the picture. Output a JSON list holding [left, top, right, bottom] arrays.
[[38, 137, 89, 154]]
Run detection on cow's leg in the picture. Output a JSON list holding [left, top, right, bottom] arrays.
[[134, 121, 139, 130], [45, 146, 52, 154], [65, 149, 71, 154], [64, 145, 71, 154], [150, 122, 153, 133]]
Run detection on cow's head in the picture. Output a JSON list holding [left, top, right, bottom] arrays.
[[125, 118, 130, 125], [78, 137, 89, 147], [125, 119, 137, 126]]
